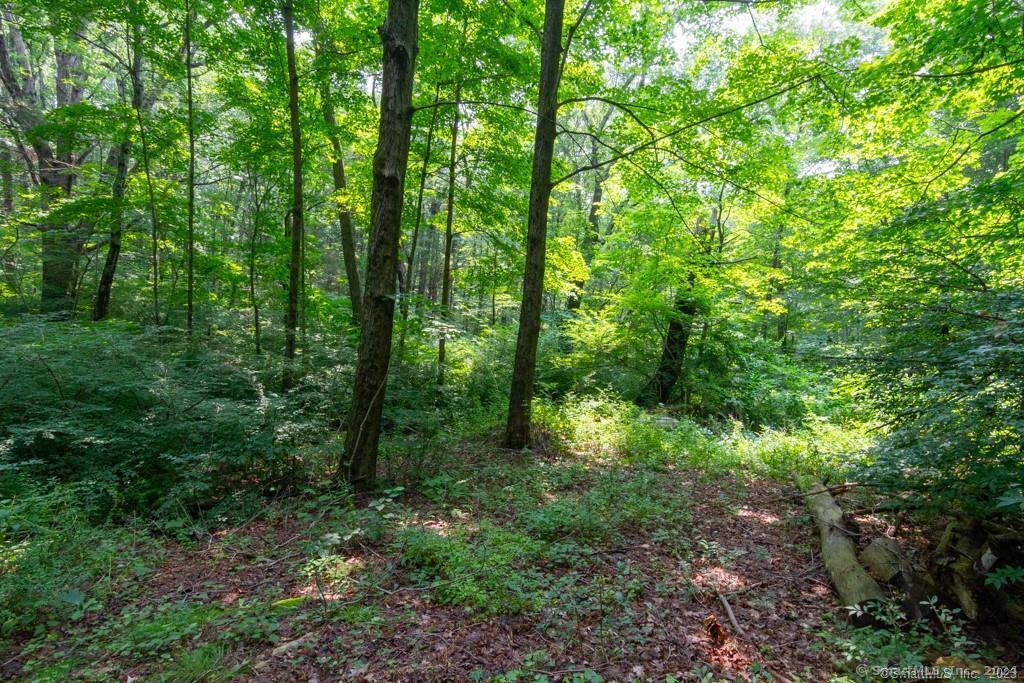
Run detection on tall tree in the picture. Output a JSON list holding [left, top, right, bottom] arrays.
[[504, 0, 565, 449], [282, 0, 305, 389], [92, 41, 136, 321], [436, 82, 460, 385], [341, 0, 419, 492], [0, 10, 85, 316], [396, 83, 440, 360], [314, 32, 363, 323], [322, 91, 363, 323], [185, 0, 197, 333]]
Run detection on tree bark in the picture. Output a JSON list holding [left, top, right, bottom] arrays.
[[800, 476, 884, 621], [1, 146, 15, 292], [637, 280, 698, 406], [0, 12, 85, 316], [249, 175, 267, 354], [92, 137, 130, 321], [282, 0, 305, 390], [94, 17, 146, 321], [437, 83, 460, 386], [341, 0, 419, 491], [504, 0, 565, 449], [321, 87, 363, 323]]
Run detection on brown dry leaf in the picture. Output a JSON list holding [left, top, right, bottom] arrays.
[[703, 613, 727, 648]]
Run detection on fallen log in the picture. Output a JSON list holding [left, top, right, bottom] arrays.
[[798, 476, 884, 621]]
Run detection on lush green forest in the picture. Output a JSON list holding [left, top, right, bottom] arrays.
[[0, 0, 1022, 679]]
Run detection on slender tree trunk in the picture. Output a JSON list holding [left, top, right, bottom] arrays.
[[504, 0, 565, 449], [282, 0, 305, 390], [418, 210, 438, 298], [342, 0, 419, 492], [321, 87, 363, 322], [249, 178, 265, 354], [93, 139, 130, 321], [185, 0, 196, 333], [397, 84, 441, 360], [437, 83, 460, 385], [637, 278, 697, 406], [118, 24, 162, 326], [567, 135, 604, 312], [94, 19, 146, 321]]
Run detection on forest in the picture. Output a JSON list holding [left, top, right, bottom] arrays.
[[0, 0, 1022, 679]]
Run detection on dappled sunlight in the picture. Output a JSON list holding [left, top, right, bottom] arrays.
[[694, 565, 749, 593], [735, 507, 781, 525], [298, 554, 366, 602], [3, 0, 1017, 677]]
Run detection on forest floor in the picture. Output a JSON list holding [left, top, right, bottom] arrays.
[[5, 432, 1017, 682], [4, 437, 839, 681]]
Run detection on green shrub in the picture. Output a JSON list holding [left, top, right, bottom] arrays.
[[819, 597, 985, 680], [395, 522, 548, 614], [0, 480, 159, 637], [0, 322, 291, 516]]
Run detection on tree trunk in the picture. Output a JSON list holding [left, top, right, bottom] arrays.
[[0, 145, 18, 294], [185, 0, 197, 334], [341, 0, 419, 492], [94, 19, 147, 321], [92, 139, 130, 321], [638, 279, 697, 407], [322, 91, 363, 323], [312, 31, 362, 323], [397, 84, 441, 360], [282, 0, 305, 390], [799, 477, 884, 621], [504, 0, 565, 449], [248, 177, 266, 354], [35, 43, 85, 316], [121, 21, 162, 326], [437, 83, 460, 386]]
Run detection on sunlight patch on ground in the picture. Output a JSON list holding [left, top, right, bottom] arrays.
[[735, 507, 781, 524], [695, 565, 747, 592], [298, 555, 365, 602]]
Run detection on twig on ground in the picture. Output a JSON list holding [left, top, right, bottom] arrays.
[[715, 588, 745, 637]]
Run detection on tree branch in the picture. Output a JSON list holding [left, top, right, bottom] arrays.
[[553, 75, 815, 186]]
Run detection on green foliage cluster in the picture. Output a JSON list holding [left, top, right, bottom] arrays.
[[534, 393, 869, 480], [0, 481, 159, 637], [0, 322, 289, 516], [820, 598, 988, 681]]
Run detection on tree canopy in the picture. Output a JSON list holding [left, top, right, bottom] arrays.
[[1, 0, 1022, 678]]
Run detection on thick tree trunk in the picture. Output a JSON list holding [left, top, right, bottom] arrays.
[[37, 45, 85, 316], [437, 83, 460, 386], [638, 283, 697, 406], [321, 90, 363, 323], [800, 477, 884, 620], [1, 146, 16, 291], [0, 11, 75, 314], [504, 0, 565, 449], [342, 0, 419, 492], [282, 0, 305, 390]]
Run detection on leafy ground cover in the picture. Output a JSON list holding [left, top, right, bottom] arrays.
[[3, 405, 1018, 682]]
